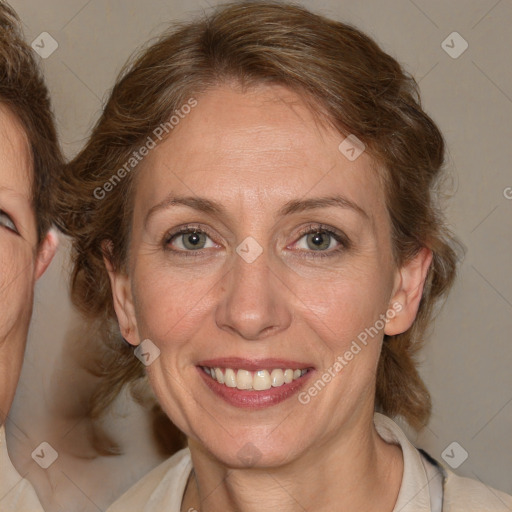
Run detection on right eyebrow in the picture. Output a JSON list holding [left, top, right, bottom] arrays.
[[144, 195, 225, 229]]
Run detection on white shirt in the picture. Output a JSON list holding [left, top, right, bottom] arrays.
[[0, 425, 44, 512], [105, 413, 512, 512]]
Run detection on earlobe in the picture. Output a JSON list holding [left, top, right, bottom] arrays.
[[102, 241, 140, 346], [385, 247, 433, 336], [34, 227, 59, 280]]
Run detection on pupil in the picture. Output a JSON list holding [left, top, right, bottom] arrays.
[[312, 233, 323, 246], [307, 232, 330, 251], [188, 233, 201, 245]]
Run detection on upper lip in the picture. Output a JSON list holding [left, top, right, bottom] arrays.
[[197, 357, 315, 371]]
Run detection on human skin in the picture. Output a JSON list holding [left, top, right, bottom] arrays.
[[0, 104, 57, 425], [108, 84, 432, 512], [1, 102, 163, 510]]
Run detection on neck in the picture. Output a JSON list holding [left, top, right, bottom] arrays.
[[181, 415, 403, 512]]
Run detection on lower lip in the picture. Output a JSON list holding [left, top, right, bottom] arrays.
[[197, 367, 314, 409]]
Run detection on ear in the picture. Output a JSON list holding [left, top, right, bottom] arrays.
[[102, 240, 140, 346], [34, 227, 59, 280], [385, 247, 433, 336]]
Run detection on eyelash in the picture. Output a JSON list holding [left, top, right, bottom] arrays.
[[163, 224, 217, 257], [0, 209, 19, 235], [293, 223, 350, 258], [163, 223, 350, 258]]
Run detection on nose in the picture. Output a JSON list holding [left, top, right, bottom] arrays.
[[215, 248, 292, 341]]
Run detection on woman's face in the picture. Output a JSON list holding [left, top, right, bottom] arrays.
[[0, 105, 56, 424], [111, 84, 430, 467]]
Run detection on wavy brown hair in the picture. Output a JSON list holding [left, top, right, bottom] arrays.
[[57, 0, 459, 453], [0, 1, 62, 244]]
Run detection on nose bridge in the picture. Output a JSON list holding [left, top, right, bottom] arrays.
[[215, 243, 290, 340]]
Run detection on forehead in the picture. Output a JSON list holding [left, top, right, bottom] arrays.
[[136, 84, 386, 223], [0, 104, 32, 199]]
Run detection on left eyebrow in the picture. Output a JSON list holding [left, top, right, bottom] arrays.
[[277, 195, 370, 221]]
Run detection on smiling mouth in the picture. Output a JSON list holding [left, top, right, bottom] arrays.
[[200, 366, 310, 391]]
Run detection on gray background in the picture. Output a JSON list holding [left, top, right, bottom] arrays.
[[8, 0, 512, 497]]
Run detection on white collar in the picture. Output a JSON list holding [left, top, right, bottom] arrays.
[[107, 413, 435, 512], [0, 424, 45, 511], [374, 413, 433, 511]]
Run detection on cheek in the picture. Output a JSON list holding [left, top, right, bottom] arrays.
[[0, 242, 34, 337], [290, 260, 394, 349], [0, 242, 34, 417], [0, 335, 25, 417], [131, 258, 221, 346], [293, 270, 391, 411]]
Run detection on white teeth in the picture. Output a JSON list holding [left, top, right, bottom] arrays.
[[236, 369, 253, 390], [270, 369, 284, 387], [253, 370, 271, 390], [203, 366, 308, 391], [224, 368, 237, 388], [215, 368, 224, 384], [284, 369, 294, 383]]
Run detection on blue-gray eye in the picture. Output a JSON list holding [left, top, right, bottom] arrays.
[[170, 230, 215, 251], [296, 231, 338, 251], [0, 210, 18, 234]]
